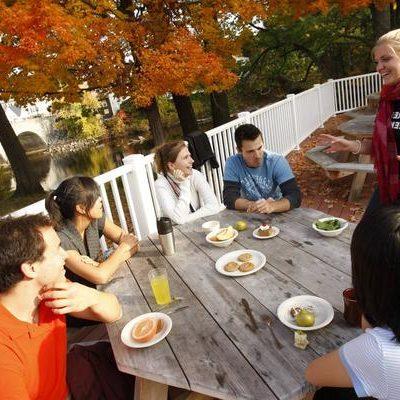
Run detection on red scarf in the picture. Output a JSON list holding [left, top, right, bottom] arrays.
[[372, 82, 400, 204]]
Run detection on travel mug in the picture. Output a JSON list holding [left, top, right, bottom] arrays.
[[157, 217, 175, 256]]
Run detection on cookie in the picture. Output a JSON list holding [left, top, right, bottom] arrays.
[[238, 252, 252, 262], [239, 262, 255, 272], [224, 262, 239, 272]]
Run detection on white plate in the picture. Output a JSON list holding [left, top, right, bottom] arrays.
[[215, 249, 266, 277], [252, 226, 280, 239], [312, 217, 348, 238], [121, 312, 172, 348], [277, 295, 334, 331]]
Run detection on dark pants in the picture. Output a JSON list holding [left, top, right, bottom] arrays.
[[67, 341, 134, 400], [314, 387, 375, 400]]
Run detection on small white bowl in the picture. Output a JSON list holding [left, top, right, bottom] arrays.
[[202, 220, 220, 234], [206, 228, 238, 248], [312, 217, 348, 237]]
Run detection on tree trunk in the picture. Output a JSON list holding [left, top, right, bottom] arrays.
[[0, 105, 44, 196], [140, 98, 165, 145], [210, 91, 231, 127], [172, 94, 199, 137], [390, 1, 400, 29], [371, 4, 391, 40]]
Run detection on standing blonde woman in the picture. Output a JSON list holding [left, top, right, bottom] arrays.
[[321, 29, 400, 214], [153, 140, 225, 224]]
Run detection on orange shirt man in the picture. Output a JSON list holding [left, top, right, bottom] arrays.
[[0, 215, 122, 399]]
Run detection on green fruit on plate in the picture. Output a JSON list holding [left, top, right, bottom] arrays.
[[234, 221, 248, 231], [295, 309, 315, 327]]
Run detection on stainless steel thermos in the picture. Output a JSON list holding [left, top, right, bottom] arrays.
[[157, 217, 175, 256]]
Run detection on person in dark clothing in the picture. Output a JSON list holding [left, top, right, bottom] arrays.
[[223, 124, 301, 214]]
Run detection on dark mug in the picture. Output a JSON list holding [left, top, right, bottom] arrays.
[[157, 217, 173, 235], [343, 288, 362, 327]]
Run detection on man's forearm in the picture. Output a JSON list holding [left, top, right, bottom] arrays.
[[269, 198, 291, 213], [90, 291, 122, 323], [71, 289, 122, 323], [234, 198, 254, 211]]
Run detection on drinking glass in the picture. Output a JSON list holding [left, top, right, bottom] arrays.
[[148, 268, 172, 305]]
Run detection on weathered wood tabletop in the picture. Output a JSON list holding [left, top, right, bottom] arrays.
[[103, 208, 361, 400]]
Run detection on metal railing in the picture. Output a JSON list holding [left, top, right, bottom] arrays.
[[7, 71, 381, 236]]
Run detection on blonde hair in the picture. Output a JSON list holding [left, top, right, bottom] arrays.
[[153, 140, 187, 176], [373, 29, 400, 58]]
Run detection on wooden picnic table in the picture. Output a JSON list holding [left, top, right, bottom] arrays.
[[103, 208, 361, 400]]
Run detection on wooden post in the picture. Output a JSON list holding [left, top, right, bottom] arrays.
[[348, 154, 371, 201], [134, 377, 168, 400]]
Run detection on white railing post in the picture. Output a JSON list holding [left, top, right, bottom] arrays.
[[314, 84, 324, 128], [237, 111, 251, 123], [328, 79, 337, 117], [122, 154, 158, 239], [286, 94, 300, 150]]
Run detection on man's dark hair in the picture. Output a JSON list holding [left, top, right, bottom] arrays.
[[351, 206, 400, 341], [0, 214, 53, 293], [234, 124, 263, 150]]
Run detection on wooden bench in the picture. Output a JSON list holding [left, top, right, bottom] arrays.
[[306, 145, 374, 201]]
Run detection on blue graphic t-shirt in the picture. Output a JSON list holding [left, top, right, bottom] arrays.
[[223, 152, 294, 201]]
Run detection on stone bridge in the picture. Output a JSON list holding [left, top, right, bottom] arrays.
[[0, 102, 54, 163], [0, 95, 121, 163]]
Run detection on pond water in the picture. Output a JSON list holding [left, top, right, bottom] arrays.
[[1, 135, 154, 196]]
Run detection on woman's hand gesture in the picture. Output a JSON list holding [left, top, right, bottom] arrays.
[[319, 134, 358, 154], [172, 168, 187, 183]]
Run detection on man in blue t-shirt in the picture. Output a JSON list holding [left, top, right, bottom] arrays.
[[223, 124, 301, 214]]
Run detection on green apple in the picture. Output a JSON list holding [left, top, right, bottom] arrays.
[[295, 309, 315, 327], [234, 220, 248, 231]]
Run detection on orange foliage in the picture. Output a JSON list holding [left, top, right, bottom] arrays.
[[0, 0, 268, 107]]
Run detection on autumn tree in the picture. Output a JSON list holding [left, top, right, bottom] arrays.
[[0, 0, 243, 194]]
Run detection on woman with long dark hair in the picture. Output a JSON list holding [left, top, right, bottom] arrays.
[[46, 176, 138, 288]]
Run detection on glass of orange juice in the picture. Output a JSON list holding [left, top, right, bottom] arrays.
[[148, 268, 172, 305]]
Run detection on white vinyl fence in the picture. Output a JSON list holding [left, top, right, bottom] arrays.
[[8, 155, 160, 249], [7, 72, 381, 237], [333, 72, 381, 112]]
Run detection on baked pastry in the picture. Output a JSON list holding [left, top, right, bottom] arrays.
[[238, 253, 252, 262], [224, 262, 239, 272], [257, 224, 274, 237], [239, 262, 255, 272], [294, 330, 309, 350]]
